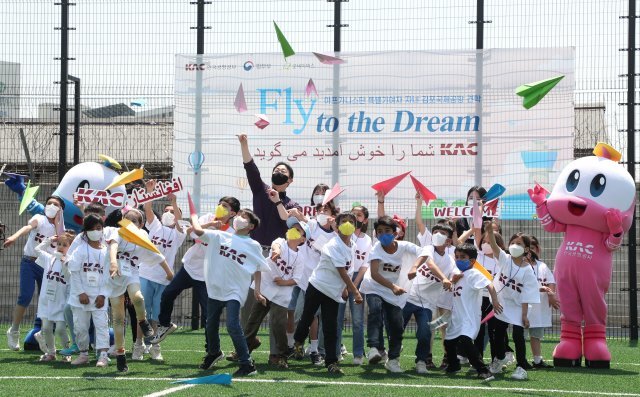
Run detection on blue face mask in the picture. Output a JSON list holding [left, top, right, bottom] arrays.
[[378, 233, 395, 247], [456, 259, 472, 272]]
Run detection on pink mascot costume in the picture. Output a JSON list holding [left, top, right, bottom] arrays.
[[528, 143, 636, 368]]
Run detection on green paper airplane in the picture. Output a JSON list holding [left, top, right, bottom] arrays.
[[273, 21, 295, 59], [19, 180, 39, 215], [515, 75, 564, 109]]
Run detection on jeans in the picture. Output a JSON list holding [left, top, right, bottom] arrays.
[[158, 267, 208, 327], [366, 294, 404, 360], [294, 283, 340, 366], [402, 301, 432, 363], [139, 278, 166, 322], [17, 256, 43, 306], [445, 336, 489, 373], [206, 298, 252, 366], [336, 274, 365, 357]]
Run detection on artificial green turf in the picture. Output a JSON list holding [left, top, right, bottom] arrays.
[[0, 325, 638, 397]]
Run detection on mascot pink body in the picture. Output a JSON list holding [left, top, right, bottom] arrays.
[[528, 143, 636, 368]]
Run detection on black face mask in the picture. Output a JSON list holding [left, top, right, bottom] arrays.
[[271, 172, 289, 186], [354, 220, 364, 229]]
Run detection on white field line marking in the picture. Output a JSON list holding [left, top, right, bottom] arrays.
[[143, 384, 194, 397], [0, 376, 638, 396]]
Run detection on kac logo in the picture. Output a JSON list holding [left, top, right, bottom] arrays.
[[243, 61, 254, 71]]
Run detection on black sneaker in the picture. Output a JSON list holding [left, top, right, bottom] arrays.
[[233, 362, 258, 377], [286, 346, 295, 359], [425, 358, 437, 370], [116, 354, 128, 373], [293, 343, 305, 360], [477, 370, 495, 382], [519, 362, 534, 370], [149, 323, 177, 344], [200, 351, 225, 370], [139, 320, 154, 338], [327, 363, 344, 374], [226, 351, 239, 362], [445, 364, 461, 374], [310, 352, 324, 366], [532, 360, 553, 369]]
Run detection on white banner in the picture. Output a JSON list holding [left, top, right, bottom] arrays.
[[173, 50, 574, 219]]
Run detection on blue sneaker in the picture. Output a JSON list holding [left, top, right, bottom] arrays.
[[60, 343, 80, 356]]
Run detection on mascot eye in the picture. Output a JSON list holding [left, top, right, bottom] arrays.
[[565, 170, 580, 192], [590, 174, 606, 197], [76, 180, 90, 190]]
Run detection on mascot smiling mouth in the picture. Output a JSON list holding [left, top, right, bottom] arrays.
[[568, 200, 587, 216]]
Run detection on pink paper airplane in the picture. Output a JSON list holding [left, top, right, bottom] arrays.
[[472, 197, 483, 228], [312, 52, 346, 65], [371, 171, 411, 195], [187, 192, 197, 217], [306, 78, 318, 97], [409, 175, 437, 204], [234, 83, 247, 113], [322, 182, 346, 206], [254, 114, 270, 129]]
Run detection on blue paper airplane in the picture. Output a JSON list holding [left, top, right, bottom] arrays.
[[171, 374, 232, 385]]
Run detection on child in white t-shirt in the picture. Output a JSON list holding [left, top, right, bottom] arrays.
[[485, 221, 540, 380], [293, 212, 363, 375], [4, 195, 64, 351], [67, 214, 111, 367], [444, 243, 502, 381], [527, 235, 559, 369], [191, 208, 268, 377], [33, 232, 74, 362]]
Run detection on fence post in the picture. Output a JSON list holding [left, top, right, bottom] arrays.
[[472, 0, 490, 187], [55, 0, 74, 181], [68, 75, 80, 165], [625, 0, 638, 342], [328, 0, 347, 185]]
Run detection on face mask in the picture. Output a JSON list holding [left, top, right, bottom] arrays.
[[431, 232, 447, 247], [53, 251, 65, 260], [286, 227, 302, 241], [481, 243, 493, 255], [313, 195, 325, 205], [508, 244, 525, 258], [86, 230, 103, 242], [161, 212, 176, 227], [316, 214, 329, 225], [338, 221, 355, 236], [45, 204, 59, 218], [271, 172, 289, 186], [233, 216, 250, 231], [215, 205, 229, 219], [378, 233, 395, 247], [354, 220, 364, 230], [456, 259, 472, 272]]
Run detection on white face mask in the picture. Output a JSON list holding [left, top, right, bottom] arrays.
[[86, 230, 103, 242], [313, 195, 325, 205], [45, 204, 60, 218], [481, 243, 493, 255], [233, 216, 250, 231], [161, 212, 176, 227], [508, 244, 525, 258], [316, 214, 329, 225], [431, 232, 448, 247]]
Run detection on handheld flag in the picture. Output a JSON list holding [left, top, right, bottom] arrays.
[[172, 373, 232, 385], [273, 21, 295, 59], [19, 180, 39, 215], [322, 182, 346, 206], [105, 168, 144, 190], [409, 175, 437, 204], [483, 183, 506, 202], [234, 83, 247, 113], [312, 52, 345, 65], [306, 78, 318, 97], [515, 75, 564, 109], [371, 171, 411, 195], [118, 219, 162, 255]]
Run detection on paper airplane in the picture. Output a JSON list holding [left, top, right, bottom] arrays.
[[483, 183, 506, 202], [19, 180, 39, 215], [481, 310, 495, 324], [472, 197, 483, 229], [254, 114, 270, 129], [273, 21, 295, 59], [322, 182, 346, 206], [98, 154, 122, 170], [409, 175, 437, 204], [371, 171, 411, 195], [171, 373, 232, 385], [105, 168, 144, 190], [312, 52, 345, 65], [130, 98, 146, 107], [515, 75, 564, 109], [305, 78, 318, 97], [473, 262, 493, 281], [484, 198, 499, 213], [234, 83, 247, 113], [187, 192, 197, 217], [118, 219, 162, 255]]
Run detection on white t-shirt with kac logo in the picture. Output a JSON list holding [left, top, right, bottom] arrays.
[[67, 240, 110, 311], [257, 238, 307, 308], [528, 260, 556, 328], [35, 240, 70, 322], [406, 245, 457, 311], [446, 268, 491, 340], [139, 217, 186, 285], [352, 232, 372, 274], [493, 250, 540, 327], [308, 235, 355, 303], [23, 215, 57, 257], [182, 213, 234, 282], [475, 252, 499, 298]]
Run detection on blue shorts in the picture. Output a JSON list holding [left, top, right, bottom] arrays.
[[17, 256, 44, 307]]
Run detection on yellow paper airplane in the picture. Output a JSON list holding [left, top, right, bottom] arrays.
[[118, 218, 161, 255], [105, 168, 144, 190], [473, 261, 493, 281]]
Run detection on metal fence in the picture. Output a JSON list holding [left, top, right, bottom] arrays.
[[0, 0, 637, 339]]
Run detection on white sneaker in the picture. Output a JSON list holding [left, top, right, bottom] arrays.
[[384, 358, 404, 373], [489, 357, 509, 374], [458, 355, 470, 365], [107, 344, 116, 357], [353, 356, 364, 365], [416, 360, 428, 374], [34, 331, 47, 353], [149, 344, 163, 361], [143, 343, 150, 354], [340, 344, 348, 356], [304, 345, 311, 357], [132, 343, 144, 361], [96, 352, 109, 368], [511, 366, 528, 380], [367, 347, 382, 364], [337, 353, 344, 362], [71, 353, 89, 365], [505, 351, 515, 366], [6, 328, 20, 351], [429, 312, 451, 331], [380, 350, 388, 363]]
